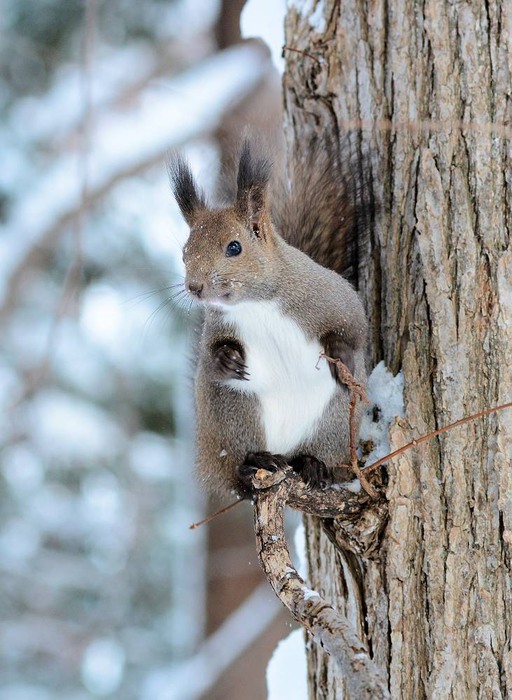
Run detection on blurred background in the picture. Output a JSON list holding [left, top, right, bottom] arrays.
[[0, 1, 298, 698]]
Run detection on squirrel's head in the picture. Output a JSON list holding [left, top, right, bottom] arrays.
[[170, 142, 280, 305]]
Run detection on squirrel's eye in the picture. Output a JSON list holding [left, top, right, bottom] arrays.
[[226, 240, 242, 257]]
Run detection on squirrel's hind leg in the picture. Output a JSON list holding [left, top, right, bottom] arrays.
[[195, 378, 266, 498], [288, 454, 334, 490]]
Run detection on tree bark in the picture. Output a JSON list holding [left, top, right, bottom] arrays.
[[283, 1, 512, 698]]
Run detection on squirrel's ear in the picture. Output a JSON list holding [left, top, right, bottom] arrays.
[[168, 155, 207, 226], [235, 140, 272, 238]]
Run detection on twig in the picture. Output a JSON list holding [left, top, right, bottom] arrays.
[[321, 354, 378, 498], [188, 465, 379, 529], [252, 467, 389, 699], [363, 401, 512, 474], [189, 499, 242, 530], [188, 466, 379, 529], [190, 400, 512, 530], [345, 391, 379, 498], [281, 45, 322, 65]]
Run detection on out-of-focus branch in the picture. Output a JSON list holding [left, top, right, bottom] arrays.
[[140, 582, 280, 700], [215, 0, 247, 48], [0, 43, 272, 321]]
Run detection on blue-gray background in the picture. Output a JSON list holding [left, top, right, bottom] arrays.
[[0, 2, 292, 698]]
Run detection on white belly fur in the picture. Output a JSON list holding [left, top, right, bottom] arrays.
[[221, 300, 336, 454]]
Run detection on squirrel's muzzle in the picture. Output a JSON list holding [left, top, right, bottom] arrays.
[[187, 280, 204, 299]]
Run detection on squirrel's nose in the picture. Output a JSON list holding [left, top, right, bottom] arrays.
[[187, 280, 204, 298]]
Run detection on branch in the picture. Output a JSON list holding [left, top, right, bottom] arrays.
[[252, 467, 390, 699]]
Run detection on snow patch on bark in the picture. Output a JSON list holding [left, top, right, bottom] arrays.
[[360, 361, 405, 466], [303, 587, 320, 600], [287, 0, 326, 34]]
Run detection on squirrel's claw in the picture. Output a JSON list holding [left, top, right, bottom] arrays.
[[289, 454, 333, 490], [213, 342, 249, 381], [237, 451, 288, 495], [238, 453, 332, 494]]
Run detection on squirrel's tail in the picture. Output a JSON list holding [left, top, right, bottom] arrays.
[[271, 136, 375, 288]]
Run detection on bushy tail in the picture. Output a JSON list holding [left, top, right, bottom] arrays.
[[270, 136, 375, 287]]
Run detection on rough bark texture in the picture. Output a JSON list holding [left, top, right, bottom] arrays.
[[283, 1, 512, 698]]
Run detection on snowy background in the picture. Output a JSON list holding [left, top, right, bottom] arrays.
[[0, 1, 300, 698]]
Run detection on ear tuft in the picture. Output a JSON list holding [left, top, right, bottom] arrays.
[[235, 140, 272, 232], [168, 155, 207, 225]]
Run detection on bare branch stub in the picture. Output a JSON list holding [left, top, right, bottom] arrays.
[[281, 45, 322, 65], [252, 468, 389, 699]]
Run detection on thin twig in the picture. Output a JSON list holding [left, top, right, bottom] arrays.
[[190, 400, 512, 529], [363, 401, 512, 474], [281, 45, 322, 65], [346, 392, 379, 498], [189, 499, 242, 530], [188, 470, 378, 531], [321, 353, 378, 497]]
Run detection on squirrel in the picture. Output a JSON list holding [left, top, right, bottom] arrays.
[[170, 138, 371, 499]]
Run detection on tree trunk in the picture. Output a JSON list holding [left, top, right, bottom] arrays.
[[283, 1, 512, 698]]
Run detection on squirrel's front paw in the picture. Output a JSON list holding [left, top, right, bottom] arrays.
[[289, 454, 333, 490], [237, 451, 288, 495], [212, 341, 249, 381]]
